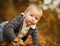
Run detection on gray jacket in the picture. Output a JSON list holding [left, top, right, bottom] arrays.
[[3, 13, 40, 46]]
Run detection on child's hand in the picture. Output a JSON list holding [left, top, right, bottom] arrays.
[[13, 38, 18, 42], [13, 38, 26, 45], [18, 39, 26, 45]]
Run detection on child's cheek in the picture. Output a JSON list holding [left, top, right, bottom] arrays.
[[28, 15, 32, 19], [35, 20, 39, 24]]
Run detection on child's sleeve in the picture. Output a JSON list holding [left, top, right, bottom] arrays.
[[3, 14, 24, 42], [31, 28, 40, 46]]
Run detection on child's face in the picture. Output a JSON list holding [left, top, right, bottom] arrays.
[[24, 7, 42, 26]]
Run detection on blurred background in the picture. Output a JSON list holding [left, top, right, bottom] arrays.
[[0, 0, 60, 46]]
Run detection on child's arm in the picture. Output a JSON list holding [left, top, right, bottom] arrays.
[[31, 28, 40, 46], [3, 14, 24, 42]]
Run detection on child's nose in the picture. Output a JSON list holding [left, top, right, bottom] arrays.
[[32, 18, 35, 21]]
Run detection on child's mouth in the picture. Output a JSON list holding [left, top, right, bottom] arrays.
[[29, 21, 34, 25]]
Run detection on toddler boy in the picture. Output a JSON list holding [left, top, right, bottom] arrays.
[[3, 4, 43, 46]]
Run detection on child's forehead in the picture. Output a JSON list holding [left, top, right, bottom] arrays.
[[25, 4, 43, 16], [29, 7, 42, 16], [29, 5, 42, 13]]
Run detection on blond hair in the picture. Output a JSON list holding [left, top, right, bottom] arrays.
[[24, 3, 43, 16]]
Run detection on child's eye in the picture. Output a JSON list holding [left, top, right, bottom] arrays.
[[30, 14, 33, 17], [35, 17, 38, 20]]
